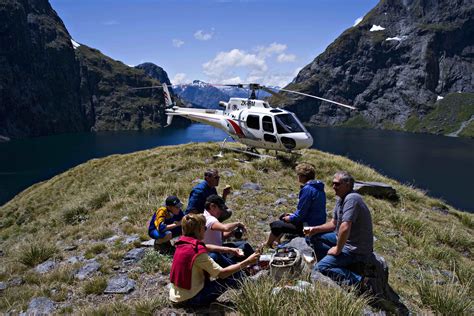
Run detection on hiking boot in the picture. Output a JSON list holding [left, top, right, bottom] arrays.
[[361, 276, 383, 298]]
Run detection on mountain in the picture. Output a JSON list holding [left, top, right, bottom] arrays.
[[278, 0, 474, 137], [0, 0, 169, 140], [135, 62, 172, 86], [172, 80, 272, 109]]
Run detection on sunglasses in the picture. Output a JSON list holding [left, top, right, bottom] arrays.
[[332, 181, 342, 187]]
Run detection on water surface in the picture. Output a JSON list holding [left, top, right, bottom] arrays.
[[0, 124, 472, 212]]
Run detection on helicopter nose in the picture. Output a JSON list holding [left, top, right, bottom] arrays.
[[289, 132, 313, 149]]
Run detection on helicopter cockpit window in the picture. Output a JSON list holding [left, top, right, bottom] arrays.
[[262, 116, 274, 133], [275, 114, 304, 134], [246, 115, 260, 130]]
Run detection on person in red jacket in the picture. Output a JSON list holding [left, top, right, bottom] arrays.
[[169, 214, 259, 306]]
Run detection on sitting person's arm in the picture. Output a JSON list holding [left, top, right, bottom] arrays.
[[211, 221, 244, 233], [306, 218, 336, 236], [196, 251, 259, 280], [217, 252, 259, 279], [205, 243, 243, 257], [328, 221, 352, 256]]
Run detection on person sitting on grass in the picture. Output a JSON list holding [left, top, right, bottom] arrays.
[[186, 168, 232, 221], [265, 162, 326, 248], [203, 194, 254, 267], [169, 213, 259, 306], [148, 195, 184, 253], [304, 171, 374, 288]]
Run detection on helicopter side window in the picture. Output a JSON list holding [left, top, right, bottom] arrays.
[[246, 115, 260, 130], [275, 114, 304, 134], [262, 116, 274, 133]]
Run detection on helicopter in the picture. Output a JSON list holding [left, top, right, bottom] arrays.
[[133, 82, 355, 156]]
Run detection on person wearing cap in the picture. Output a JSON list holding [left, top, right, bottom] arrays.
[[148, 196, 185, 251], [169, 213, 259, 306], [203, 194, 254, 267], [265, 162, 326, 248], [185, 169, 232, 220]]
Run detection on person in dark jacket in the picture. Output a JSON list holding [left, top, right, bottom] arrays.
[[186, 169, 232, 220], [265, 163, 327, 248]]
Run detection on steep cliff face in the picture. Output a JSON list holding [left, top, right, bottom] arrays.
[[0, 0, 86, 138], [76, 47, 165, 131], [135, 62, 172, 86], [0, 0, 168, 139], [280, 0, 473, 132]]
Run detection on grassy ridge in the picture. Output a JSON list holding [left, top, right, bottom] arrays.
[[406, 92, 474, 137], [0, 143, 472, 314]]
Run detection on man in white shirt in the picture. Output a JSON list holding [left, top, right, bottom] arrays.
[[203, 195, 254, 267]]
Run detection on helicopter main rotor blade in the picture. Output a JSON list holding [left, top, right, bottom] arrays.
[[278, 88, 356, 110], [129, 85, 165, 90]]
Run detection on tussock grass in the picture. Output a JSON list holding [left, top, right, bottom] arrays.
[[83, 276, 107, 295], [62, 205, 89, 225], [133, 296, 169, 315], [416, 274, 473, 314], [18, 244, 57, 267], [230, 275, 369, 315], [85, 243, 106, 259]]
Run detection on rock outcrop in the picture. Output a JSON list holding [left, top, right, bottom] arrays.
[[0, 0, 170, 139], [278, 0, 473, 133]]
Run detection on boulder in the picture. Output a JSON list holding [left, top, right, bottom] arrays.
[[75, 260, 100, 280], [123, 248, 146, 264], [274, 198, 288, 205], [8, 277, 24, 287], [354, 181, 398, 200], [241, 182, 262, 191], [25, 297, 55, 315], [123, 235, 140, 245], [35, 260, 57, 274], [104, 274, 136, 294]]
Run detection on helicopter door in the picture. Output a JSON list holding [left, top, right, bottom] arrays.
[[262, 116, 277, 144]]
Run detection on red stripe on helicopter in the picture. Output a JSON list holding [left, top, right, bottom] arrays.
[[226, 119, 245, 138]]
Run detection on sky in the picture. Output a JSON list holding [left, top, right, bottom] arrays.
[[50, 0, 379, 87]]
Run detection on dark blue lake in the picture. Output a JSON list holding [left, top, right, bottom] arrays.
[[0, 124, 473, 212]]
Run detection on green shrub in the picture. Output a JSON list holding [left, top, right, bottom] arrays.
[[18, 244, 57, 267], [140, 250, 172, 274]]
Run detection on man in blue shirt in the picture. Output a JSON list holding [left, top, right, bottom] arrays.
[[265, 163, 326, 248], [186, 169, 232, 220]]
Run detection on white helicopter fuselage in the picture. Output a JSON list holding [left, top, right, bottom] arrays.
[[166, 98, 313, 152]]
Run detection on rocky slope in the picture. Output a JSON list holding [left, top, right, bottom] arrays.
[[278, 0, 473, 136], [0, 0, 170, 139], [0, 143, 472, 314]]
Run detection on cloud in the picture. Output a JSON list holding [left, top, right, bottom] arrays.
[[102, 20, 119, 26], [203, 48, 267, 78], [256, 42, 287, 58], [172, 39, 184, 48], [194, 29, 214, 41], [353, 17, 363, 26], [172, 73, 189, 85], [277, 53, 296, 63]]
